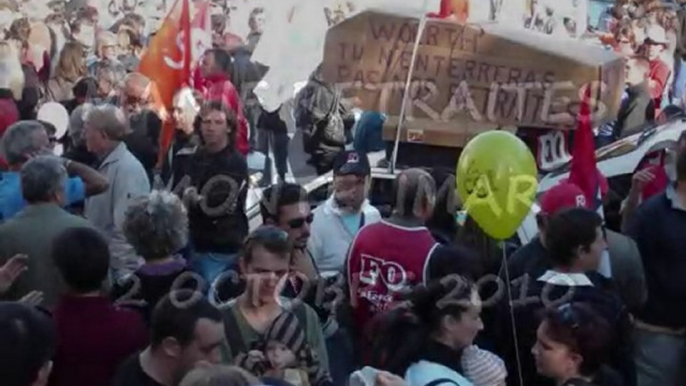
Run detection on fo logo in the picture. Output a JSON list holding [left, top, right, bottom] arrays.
[[359, 255, 409, 292]]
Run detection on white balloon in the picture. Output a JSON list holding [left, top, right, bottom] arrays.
[[37, 102, 70, 140]]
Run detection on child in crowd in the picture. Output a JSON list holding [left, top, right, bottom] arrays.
[[236, 311, 332, 386]]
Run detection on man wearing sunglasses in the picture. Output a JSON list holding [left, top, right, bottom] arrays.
[[260, 183, 317, 280], [259, 183, 345, 385]]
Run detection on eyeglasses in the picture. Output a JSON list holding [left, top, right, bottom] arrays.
[[287, 214, 314, 229], [557, 303, 580, 330]]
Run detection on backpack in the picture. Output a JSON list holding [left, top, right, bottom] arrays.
[[295, 81, 346, 154]]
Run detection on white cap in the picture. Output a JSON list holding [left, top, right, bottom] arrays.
[[645, 25, 668, 45]]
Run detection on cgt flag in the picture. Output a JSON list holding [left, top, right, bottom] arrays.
[[138, 0, 192, 163]]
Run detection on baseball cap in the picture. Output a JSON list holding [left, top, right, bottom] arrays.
[[333, 150, 371, 176], [645, 25, 669, 45], [539, 182, 588, 215]]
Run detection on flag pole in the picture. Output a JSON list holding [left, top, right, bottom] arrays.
[[389, 0, 430, 175]]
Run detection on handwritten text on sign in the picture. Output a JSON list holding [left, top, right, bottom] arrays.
[[323, 13, 622, 128]]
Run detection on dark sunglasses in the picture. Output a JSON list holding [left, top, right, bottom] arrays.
[[557, 303, 580, 330], [287, 214, 314, 229]]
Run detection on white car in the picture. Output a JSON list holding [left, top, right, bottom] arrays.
[[245, 117, 686, 246]]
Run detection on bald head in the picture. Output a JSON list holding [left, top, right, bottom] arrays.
[[394, 168, 436, 219]]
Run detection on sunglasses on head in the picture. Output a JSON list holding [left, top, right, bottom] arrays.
[[287, 213, 314, 229], [557, 303, 580, 330]]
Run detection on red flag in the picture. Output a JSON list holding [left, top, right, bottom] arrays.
[[440, 0, 453, 18], [138, 0, 192, 163], [568, 93, 604, 213], [428, 0, 469, 21]]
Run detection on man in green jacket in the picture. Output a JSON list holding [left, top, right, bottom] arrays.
[[0, 156, 93, 309]]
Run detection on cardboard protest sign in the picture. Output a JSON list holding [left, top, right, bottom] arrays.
[[322, 9, 624, 147]]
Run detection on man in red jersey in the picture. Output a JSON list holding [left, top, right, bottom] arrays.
[[346, 168, 441, 359]]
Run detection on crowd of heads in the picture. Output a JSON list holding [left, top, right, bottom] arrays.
[[600, 0, 683, 94], [0, 2, 680, 386]]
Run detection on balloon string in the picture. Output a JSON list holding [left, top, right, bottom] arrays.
[[502, 246, 525, 386]]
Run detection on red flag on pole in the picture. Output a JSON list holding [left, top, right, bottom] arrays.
[[138, 0, 192, 163], [566, 91, 613, 277], [568, 93, 604, 213]]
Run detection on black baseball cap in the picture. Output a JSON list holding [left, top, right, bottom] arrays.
[[333, 150, 371, 176]]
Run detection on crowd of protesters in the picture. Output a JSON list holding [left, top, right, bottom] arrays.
[[0, 1, 685, 386], [591, 0, 686, 145]]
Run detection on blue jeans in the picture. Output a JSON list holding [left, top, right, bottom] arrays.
[[190, 252, 238, 292], [634, 327, 686, 386]]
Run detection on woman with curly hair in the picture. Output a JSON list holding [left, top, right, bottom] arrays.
[[111, 190, 191, 324]]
